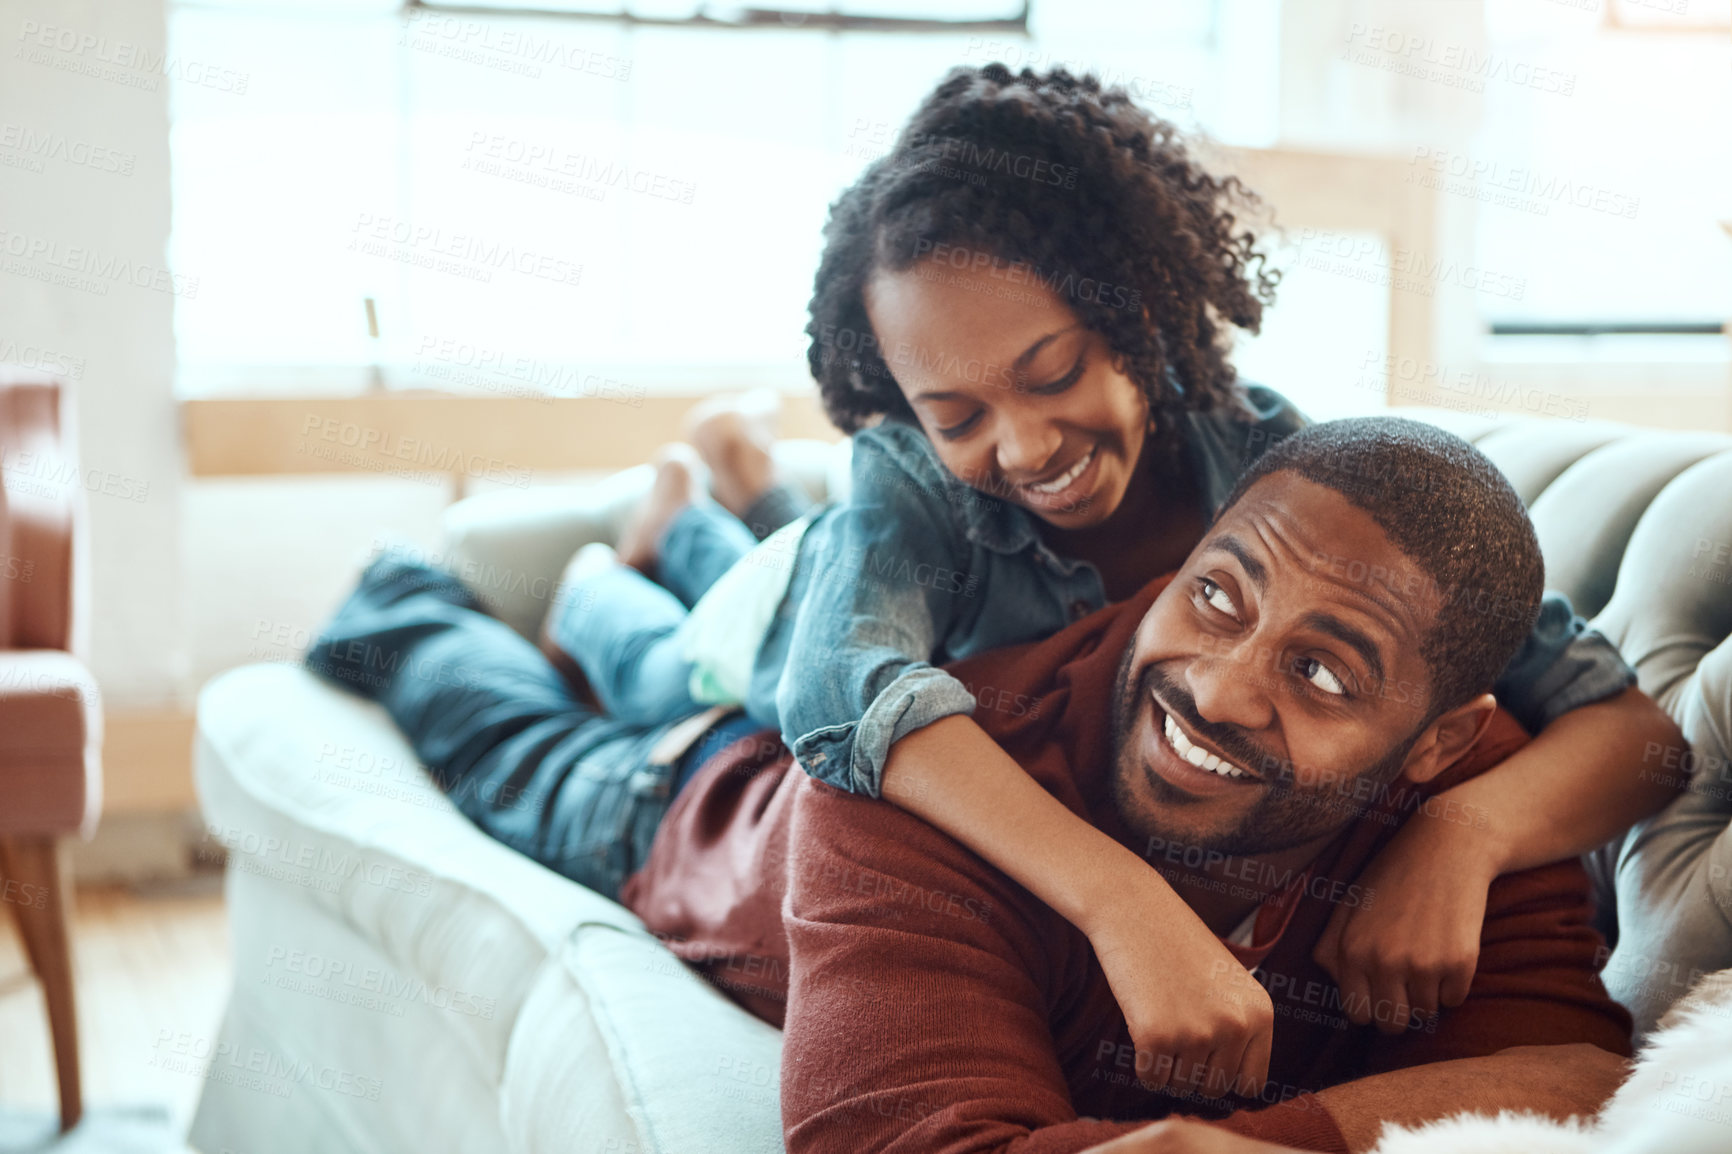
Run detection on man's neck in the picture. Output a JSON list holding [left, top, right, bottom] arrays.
[[1156, 834, 1337, 938]]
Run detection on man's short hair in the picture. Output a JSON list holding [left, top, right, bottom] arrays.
[[1221, 417, 1545, 717]]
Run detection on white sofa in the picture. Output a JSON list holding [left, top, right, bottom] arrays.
[[189, 412, 1732, 1154]]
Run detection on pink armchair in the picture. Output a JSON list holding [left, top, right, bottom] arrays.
[[0, 369, 101, 1131]]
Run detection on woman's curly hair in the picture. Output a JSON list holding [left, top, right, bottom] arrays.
[[805, 64, 1279, 439]]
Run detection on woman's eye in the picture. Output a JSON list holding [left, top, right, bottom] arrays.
[[936, 411, 983, 440], [1294, 656, 1347, 696], [1028, 355, 1086, 395], [1200, 579, 1238, 619]]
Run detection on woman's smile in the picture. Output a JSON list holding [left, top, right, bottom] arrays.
[[1011, 443, 1104, 515]]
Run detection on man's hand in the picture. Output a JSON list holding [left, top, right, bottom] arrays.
[[1087, 871, 1275, 1099], [1312, 814, 1496, 1033], [1082, 1117, 1303, 1153]]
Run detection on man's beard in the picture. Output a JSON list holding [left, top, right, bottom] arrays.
[[1108, 647, 1420, 858]]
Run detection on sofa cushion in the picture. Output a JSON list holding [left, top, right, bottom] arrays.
[[196, 665, 642, 1073], [195, 663, 786, 1153], [503, 925, 785, 1154], [192, 861, 518, 1154]]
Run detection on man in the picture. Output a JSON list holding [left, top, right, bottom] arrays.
[[309, 417, 1633, 1153]]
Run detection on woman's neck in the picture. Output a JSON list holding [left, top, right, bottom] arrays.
[[1039, 435, 1204, 602]]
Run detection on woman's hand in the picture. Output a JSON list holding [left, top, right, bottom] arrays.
[[1086, 870, 1275, 1100], [881, 716, 1276, 1098], [1311, 813, 1498, 1033]]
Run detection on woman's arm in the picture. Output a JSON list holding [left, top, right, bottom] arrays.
[[770, 428, 982, 797], [883, 714, 1276, 1101], [1444, 685, 1684, 871], [1314, 686, 1686, 1030]]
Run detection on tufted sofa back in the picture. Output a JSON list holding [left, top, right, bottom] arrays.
[[1403, 410, 1732, 787]]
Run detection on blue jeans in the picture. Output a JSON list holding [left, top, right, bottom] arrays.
[[550, 488, 807, 729], [654, 499, 762, 610], [305, 554, 687, 900]]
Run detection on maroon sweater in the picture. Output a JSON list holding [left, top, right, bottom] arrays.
[[620, 576, 1632, 1153]]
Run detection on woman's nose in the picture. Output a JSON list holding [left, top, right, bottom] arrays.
[[995, 414, 1063, 477]]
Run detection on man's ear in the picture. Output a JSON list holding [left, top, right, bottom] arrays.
[[1397, 692, 1498, 786]]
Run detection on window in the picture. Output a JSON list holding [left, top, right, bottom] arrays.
[[1474, 3, 1731, 343], [168, 0, 1282, 397]]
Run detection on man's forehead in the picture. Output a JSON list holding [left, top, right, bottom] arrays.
[[1205, 478, 1440, 635]]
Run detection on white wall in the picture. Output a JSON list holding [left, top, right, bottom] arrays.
[[1273, 0, 1488, 374], [1, 0, 186, 708]]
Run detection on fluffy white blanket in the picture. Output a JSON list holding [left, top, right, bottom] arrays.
[[1371, 969, 1732, 1154]]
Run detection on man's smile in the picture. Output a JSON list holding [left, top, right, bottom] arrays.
[[1140, 689, 1269, 800], [1162, 711, 1254, 780]]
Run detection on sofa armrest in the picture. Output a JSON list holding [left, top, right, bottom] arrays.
[[442, 465, 656, 641], [0, 650, 102, 836], [441, 438, 849, 642]]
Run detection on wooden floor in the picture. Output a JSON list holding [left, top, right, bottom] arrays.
[[0, 881, 230, 1150]]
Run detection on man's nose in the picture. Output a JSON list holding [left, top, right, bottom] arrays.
[[1185, 646, 1276, 735], [995, 412, 1063, 477]]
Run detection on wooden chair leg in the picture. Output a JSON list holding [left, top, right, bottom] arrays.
[[0, 836, 82, 1132]]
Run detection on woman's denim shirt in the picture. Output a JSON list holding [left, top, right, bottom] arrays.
[[747, 385, 1636, 798]]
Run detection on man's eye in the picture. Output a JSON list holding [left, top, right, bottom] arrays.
[[1293, 656, 1347, 696], [1200, 579, 1238, 619]]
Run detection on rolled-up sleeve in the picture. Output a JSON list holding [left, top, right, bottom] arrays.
[[776, 434, 981, 798], [1493, 592, 1637, 734]]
